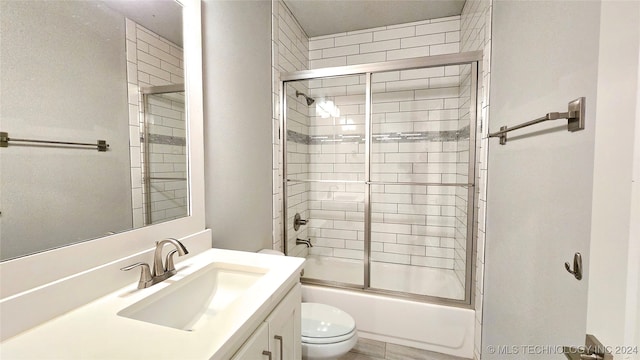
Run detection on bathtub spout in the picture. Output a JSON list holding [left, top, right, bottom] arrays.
[[296, 238, 313, 247]]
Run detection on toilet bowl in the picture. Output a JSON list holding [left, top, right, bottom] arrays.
[[258, 250, 358, 359], [301, 302, 358, 360]]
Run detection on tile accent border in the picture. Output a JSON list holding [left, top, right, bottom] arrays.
[[287, 126, 470, 145]]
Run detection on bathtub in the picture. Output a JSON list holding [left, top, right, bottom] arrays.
[[301, 284, 475, 358]]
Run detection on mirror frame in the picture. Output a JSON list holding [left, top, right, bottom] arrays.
[[0, 0, 205, 298]]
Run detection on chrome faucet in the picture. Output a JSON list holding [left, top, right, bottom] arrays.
[[121, 238, 189, 289]]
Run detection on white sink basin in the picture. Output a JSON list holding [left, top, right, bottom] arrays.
[[117, 262, 267, 331]]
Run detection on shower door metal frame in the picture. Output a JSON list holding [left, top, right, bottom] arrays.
[[281, 51, 482, 308]]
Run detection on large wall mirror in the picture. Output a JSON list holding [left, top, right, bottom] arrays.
[[0, 0, 193, 261]]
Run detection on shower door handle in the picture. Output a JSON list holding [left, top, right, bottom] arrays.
[[564, 252, 582, 280]]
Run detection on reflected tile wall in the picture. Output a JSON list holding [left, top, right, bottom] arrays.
[[125, 19, 184, 228]]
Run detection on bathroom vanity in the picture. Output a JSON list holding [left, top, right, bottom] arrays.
[[0, 249, 304, 360]]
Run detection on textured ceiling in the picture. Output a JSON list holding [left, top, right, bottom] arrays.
[[102, 0, 183, 46], [283, 0, 466, 37]]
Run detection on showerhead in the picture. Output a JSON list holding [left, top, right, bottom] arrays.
[[295, 90, 315, 106]]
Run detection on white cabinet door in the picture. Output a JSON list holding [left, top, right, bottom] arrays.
[[231, 322, 271, 360], [266, 284, 301, 360]]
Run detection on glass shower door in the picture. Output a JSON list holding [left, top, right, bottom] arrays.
[[368, 64, 475, 300], [284, 75, 366, 287]]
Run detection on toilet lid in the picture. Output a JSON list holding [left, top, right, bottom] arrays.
[[301, 303, 356, 342]]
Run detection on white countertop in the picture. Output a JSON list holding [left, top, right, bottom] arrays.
[[0, 249, 305, 360]]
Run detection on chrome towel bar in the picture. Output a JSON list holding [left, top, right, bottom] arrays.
[[488, 97, 585, 145], [0, 131, 109, 151]]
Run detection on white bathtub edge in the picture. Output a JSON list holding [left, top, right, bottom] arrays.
[[302, 284, 475, 359]]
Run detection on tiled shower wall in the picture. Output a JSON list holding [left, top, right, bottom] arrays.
[[271, 0, 310, 254], [459, 0, 493, 359], [125, 20, 186, 227], [296, 16, 469, 272]]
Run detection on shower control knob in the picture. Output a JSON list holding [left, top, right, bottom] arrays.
[[293, 213, 307, 231]]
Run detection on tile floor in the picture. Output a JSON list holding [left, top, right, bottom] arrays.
[[338, 338, 472, 360]]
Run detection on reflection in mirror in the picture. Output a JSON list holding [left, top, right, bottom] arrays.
[[0, 0, 188, 261], [141, 87, 188, 225]]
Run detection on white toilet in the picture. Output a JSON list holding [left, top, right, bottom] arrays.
[[258, 250, 357, 359], [301, 302, 358, 360]]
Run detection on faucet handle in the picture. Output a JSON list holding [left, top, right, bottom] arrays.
[[165, 249, 179, 273], [120, 262, 153, 289]]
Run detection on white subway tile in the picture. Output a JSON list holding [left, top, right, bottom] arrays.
[[413, 120, 459, 132], [309, 37, 335, 50], [309, 49, 322, 60], [136, 28, 171, 52], [334, 220, 364, 231], [387, 46, 430, 61], [371, 251, 410, 264], [384, 184, 427, 194], [384, 110, 429, 123], [371, 163, 412, 173], [371, 232, 397, 243], [333, 163, 365, 173], [399, 99, 444, 111], [372, 222, 412, 234], [428, 152, 458, 163], [333, 248, 364, 260], [397, 174, 443, 183], [321, 76, 361, 87], [138, 62, 170, 81], [384, 243, 425, 256], [335, 32, 373, 46], [413, 163, 456, 174], [347, 26, 386, 35], [373, 26, 416, 41], [446, 31, 461, 43], [372, 102, 400, 113], [372, 71, 400, 82], [397, 234, 440, 247], [426, 246, 455, 258], [397, 203, 441, 216], [323, 44, 360, 58], [415, 87, 459, 100], [411, 256, 454, 269], [370, 202, 398, 214], [370, 143, 397, 154], [400, 67, 445, 80], [370, 173, 399, 182], [384, 152, 428, 163], [416, 20, 461, 36], [310, 57, 347, 69], [401, 33, 446, 48], [383, 213, 426, 226], [430, 42, 460, 56], [345, 240, 364, 250], [148, 45, 181, 67], [427, 216, 456, 227], [310, 209, 346, 220], [360, 39, 401, 53], [309, 247, 334, 256], [314, 237, 346, 248], [347, 52, 386, 65], [444, 98, 460, 109], [385, 79, 429, 92], [440, 237, 455, 248]]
